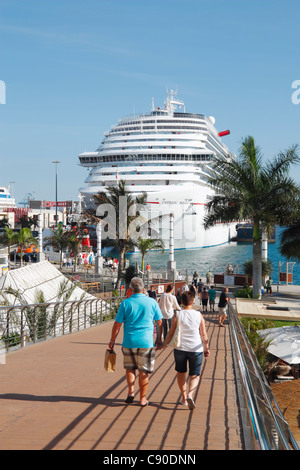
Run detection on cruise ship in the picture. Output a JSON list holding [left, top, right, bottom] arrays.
[[0, 185, 15, 209], [78, 91, 237, 250]]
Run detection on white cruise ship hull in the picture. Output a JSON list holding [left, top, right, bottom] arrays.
[[78, 91, 237, 250], [80, 184, 237, 250]]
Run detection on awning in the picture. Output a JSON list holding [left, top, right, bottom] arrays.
[[258, 326, 300, 364]]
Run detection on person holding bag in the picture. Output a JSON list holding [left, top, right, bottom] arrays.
[[158, 290, 210, 410], [108, 277, 163, 407], [158, 284, 181, 340]]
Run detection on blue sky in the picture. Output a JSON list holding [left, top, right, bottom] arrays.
[[1, 0, 300, 206]]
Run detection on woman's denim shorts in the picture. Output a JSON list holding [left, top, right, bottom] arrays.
[[174, 349, 203, 376]]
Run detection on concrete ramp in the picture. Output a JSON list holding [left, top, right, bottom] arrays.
[[236, 297, 300, 322]]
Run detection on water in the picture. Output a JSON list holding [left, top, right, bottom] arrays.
[[125, 227, 300, 285]]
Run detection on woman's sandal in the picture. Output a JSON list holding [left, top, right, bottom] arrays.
[[125, 395, 134, 404], [187, 397, 196, 410]]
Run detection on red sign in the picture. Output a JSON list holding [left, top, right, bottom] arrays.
[[41, 201, 67, 208]]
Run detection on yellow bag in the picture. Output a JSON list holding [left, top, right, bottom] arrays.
[[104, 349, 116, 372]]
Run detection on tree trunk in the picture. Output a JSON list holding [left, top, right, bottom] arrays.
[[141, 254, 145, 272], [252, 222, 262, 298]]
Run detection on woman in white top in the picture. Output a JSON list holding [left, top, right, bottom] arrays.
[[159, 290, 210, 410], [158, 284, 181, 340]]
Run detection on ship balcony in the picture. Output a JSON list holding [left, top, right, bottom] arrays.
[[86, 173, 202, 185]]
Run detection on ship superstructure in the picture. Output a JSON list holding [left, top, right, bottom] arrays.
[[79, 91, 236, 249], [0, 185, 15, 209]]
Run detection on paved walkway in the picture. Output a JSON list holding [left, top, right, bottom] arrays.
[[0, 305, 244, 451]]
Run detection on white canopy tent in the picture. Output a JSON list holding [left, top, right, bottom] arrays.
[[0, 260, 94, 305], [258, 326, 300, 364]]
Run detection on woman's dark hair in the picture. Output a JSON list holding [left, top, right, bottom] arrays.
[[182, 291, 195, 306], [166, 284, 173, 293]]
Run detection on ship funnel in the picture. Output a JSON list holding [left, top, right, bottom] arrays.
[[218, 130, 230, 137]]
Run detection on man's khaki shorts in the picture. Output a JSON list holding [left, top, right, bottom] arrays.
[[218, 307, 227, 317], [122, 347, 156, 373]]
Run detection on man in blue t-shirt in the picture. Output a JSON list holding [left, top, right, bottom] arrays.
[[108, 277, 163, 407], [208, 285, 217, 312]]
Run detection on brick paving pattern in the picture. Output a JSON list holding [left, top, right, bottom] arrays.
[[0, 312, 244, 450]]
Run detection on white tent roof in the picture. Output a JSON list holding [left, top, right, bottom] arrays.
[[258, 326, 300, 364], [0, 261, 94, 305]]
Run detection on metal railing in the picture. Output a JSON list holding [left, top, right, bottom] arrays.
[[0, 296, 122, 352], [228, 301, 299, 450]]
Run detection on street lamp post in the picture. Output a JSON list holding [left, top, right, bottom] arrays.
[[52, 161, 60, 226], [167, 213, 176, 286]]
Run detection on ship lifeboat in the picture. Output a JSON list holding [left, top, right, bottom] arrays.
[[17, 244, 39, 254]]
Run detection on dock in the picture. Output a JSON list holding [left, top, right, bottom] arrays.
[[0, 297, 244, 451], [236, 284, 300, 321], [1, 284, 299, 452]]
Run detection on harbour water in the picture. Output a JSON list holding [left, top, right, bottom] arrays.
[[125, 226, 300, 285]]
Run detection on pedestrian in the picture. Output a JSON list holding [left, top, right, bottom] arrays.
[[176, 288, 182, 306], [266, 278, 273, 296], [146, 263, 151, 273], [108, 277, 163, 406], [189, 284, 197, 297], [192, 271, 198, 286], [218, 287, 229, 327], [158, 284, 181, 340], [182, 282, 188, 293], [197, 278, 203, 302], [147, 285, 159, 340], [158, 290, 210, 409], [147, 285, 157, 300], [126, 286, 133, 298], [227, 264, 233, 274], [208, 285, 217, 312], [201, 287, 209, 312], [206, 269, 213, 285]]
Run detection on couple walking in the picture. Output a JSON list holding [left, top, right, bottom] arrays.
[[108, 278, 210, 410]]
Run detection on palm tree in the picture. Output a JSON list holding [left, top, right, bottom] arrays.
[[67, 231, 81, 272], [43, 224, 70, 269], [204, 136, 300, 298], [280, 219, 300, 261], [132, 237, 165, 271], [85, 180, 147, 290], [0, 217, 10, 228], [243, 258, 273, 286], [0, 227, 18, 266], [18, 215, 38, 229], [17, 228, 38, 266]]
